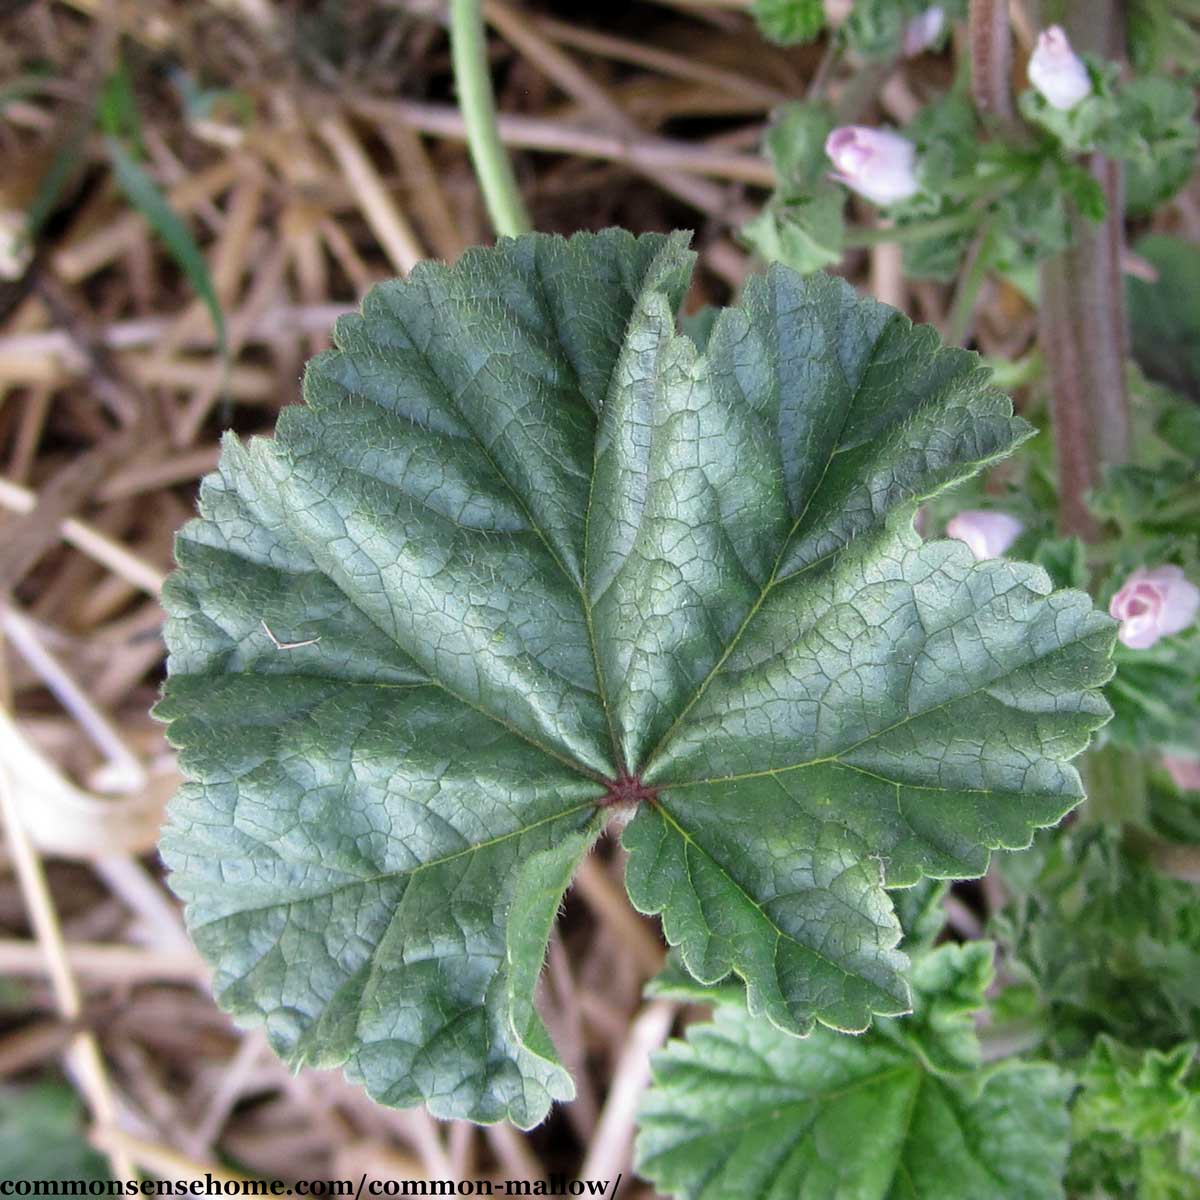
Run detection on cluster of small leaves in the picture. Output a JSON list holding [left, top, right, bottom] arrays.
[[997, 828, 1200, 1058], [892, 75, 1193, 280], [636, 942, 1074, 1200], [1068, 1037, 1200, 1198], [751, 0, 963, 56], [994, 826, 1200, 1196], [1020, 66, 1199, 217], [843, 0, 963, 59], [750, 0, 824, 46], [928, 351, 1200, 759], [744, 16, 1197, 291], [1090, 374, 1200, 756], [158, 230, 1115, 1128]]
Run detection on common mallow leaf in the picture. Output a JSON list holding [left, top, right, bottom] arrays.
[[636, 943, 1074, 1200], [157, 230, 1114, 1127]]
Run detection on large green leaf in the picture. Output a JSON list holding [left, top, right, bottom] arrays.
[[636, 943, 1074, 1200], [158, 230, 1114, 1126]]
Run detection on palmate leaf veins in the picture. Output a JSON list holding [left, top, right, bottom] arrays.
[[157, 230, 1115, 1127]]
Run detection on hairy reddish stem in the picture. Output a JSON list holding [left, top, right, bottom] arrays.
[[600, 772, 659, 808], [968, 0, 1016, 127], [1036, 3, 1132, 539]]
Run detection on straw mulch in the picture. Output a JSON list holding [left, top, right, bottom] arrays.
[[0, 2, 1043, 1192]]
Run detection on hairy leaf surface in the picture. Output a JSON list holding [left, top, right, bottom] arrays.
[[636, 944, 1073, 1200], [159, 230, 1114, 1125]]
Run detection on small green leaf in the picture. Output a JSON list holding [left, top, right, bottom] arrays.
[[740, 103, 845, 275], [1129, 234, 1200, 401], [750, 0, 825, 45], [646, 950, 747, 1008], [740, 190, 846, 275], [159, 230, 1115, 1125], [0, 1081, 110, 1185], [1032, 535, 1089, 592], [891, 876, 949, 954], [1068, 1036, 1200, 1199], [843, 0, 911, 58], [636, 943, 1073, 1200], [98, 62, 142, 150], [1110, 76, 1198, 216], [1075, 1036, 1199, 1141]]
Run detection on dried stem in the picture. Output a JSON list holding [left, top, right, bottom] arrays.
[[578, 1000, 677, 1185]]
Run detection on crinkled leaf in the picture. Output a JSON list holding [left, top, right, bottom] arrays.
[[992, 164, 1074, 277], [648, 879, 949, 1008], [636, 943, 1073, 1200], [843, 0, 913, 58], [159, 229, 1114, 1125]]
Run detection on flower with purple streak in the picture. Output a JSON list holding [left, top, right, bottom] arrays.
[[1108, 565, 1200, 649], [824, 126, 920, 207]]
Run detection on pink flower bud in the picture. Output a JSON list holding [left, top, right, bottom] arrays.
[[1108, 565, 1200, 649], [825, 126, 919, 207], [1028, 26, 1092, 110], [903, 6, 945, 57], [945, 510, 1024, 561], [1163, 754, 1200, 792]]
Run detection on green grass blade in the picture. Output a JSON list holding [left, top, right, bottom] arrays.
[[105, 135, 227, 361]]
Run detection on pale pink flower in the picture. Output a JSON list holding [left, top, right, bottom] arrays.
[[1163, 754, 1200, 792], [903, 6, 945, 57], [825, 126, 920, 207], [1108, 565, 1200, 649], [946, 510, 1024, 561], [1028, 26, 1092, 110]]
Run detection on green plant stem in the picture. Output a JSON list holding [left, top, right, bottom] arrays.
[[449, 0, 531, 238], [833, 57, 896, 124], [843, 209, 979, 247], [946, 220, 997, 346]]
